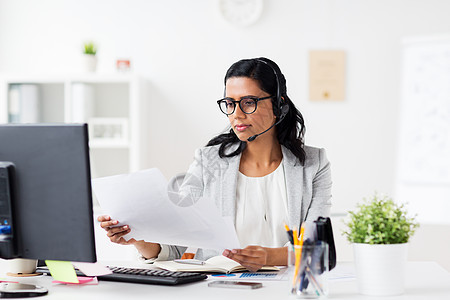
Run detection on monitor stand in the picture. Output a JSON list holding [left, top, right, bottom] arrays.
[[6, 258, 40, 277]]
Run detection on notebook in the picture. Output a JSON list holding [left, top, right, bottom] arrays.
[[153, 255, 279, 274]]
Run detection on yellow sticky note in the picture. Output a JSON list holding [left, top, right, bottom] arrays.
[[45, 260, 79, 283]]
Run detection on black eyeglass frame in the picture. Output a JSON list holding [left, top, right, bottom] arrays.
[[216, 96, 274, 115]]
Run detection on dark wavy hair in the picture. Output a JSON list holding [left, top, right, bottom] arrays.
[[206, 57, 306, 164]]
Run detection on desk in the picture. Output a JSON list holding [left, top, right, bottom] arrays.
[[0, 261, 449, 299]]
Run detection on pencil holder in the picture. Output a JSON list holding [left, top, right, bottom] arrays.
[[287, 241, 329, 298]]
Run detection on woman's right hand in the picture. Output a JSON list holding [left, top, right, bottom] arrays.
[[97, 215, 136, 245]]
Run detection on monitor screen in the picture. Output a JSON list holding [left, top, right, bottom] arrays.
[[0, 124, 96, 262]]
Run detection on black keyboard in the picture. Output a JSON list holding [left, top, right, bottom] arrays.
[[36, 266, 207, 286]]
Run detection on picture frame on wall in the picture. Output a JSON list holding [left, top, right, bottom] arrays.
[[309, 50, 346, 101]]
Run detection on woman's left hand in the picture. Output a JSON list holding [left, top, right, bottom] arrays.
[[222, 246, 268, 272]]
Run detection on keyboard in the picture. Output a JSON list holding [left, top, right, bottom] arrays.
[[36, 266, 208, 286]]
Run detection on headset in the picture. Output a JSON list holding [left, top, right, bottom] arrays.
[[247, 58, 289, 142]]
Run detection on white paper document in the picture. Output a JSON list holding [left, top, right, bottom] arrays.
[[72, 262, 112, 276], [92, 168, 240, 250]]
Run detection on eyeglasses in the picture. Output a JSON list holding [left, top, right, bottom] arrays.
[[217, 96, 273, 115]]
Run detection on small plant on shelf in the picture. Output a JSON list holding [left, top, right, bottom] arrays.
[[82, 41, 98, 72], [83, 42, 97, 56]]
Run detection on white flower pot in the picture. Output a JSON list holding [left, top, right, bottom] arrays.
[[83, 54, 97, 72], [353, 243, 408, 296]]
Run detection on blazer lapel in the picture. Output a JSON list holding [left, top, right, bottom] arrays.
[[219, 152, 241, 224], [282, 146, 303, 231]]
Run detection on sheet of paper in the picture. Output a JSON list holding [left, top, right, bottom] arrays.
[[211, 269, 288, 281], [45, 260, 79, 284], [328, 264, 356, 282], [92, 168, 240, 250], [238, 271, 286, 281], [72, 262, 112, 276]]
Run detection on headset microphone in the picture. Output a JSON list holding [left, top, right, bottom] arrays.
[[247, 104, 289, 142]]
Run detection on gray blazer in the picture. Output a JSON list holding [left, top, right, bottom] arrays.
[[160, 143, 332, 261]]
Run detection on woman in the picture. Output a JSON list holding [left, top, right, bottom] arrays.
[[98, 57, 332, 272]]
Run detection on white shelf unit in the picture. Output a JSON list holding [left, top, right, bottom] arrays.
[[0, 74, 150, 179]]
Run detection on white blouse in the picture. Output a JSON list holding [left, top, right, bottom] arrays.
[[235, 161, 289, 248]]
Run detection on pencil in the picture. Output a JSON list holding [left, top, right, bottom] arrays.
[[292, 229, 298, 245], [284, 223, 294, 245], [293, 224, 306, 291]]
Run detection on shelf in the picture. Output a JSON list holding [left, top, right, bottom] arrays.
[[89, 140, 130, 149], [0, 74, 149, 177], [1, 73, 138, 84]]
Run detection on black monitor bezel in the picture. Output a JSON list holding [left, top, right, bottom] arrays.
[[0, 124, 96, 262]]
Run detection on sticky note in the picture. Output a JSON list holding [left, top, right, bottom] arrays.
[[72, 262, 112, 276], [45, 260, 79, 283], [53, 276, 97, 285]]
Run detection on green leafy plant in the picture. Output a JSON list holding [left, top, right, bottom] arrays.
[[83, 42, 97, 55], [343, 193, 419, 244]]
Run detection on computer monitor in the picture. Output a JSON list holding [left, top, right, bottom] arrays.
[[0, 124, 96, 262]]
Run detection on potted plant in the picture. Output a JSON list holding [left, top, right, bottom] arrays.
[[83, 41, 97, 72], [343, 193, 419, 296]]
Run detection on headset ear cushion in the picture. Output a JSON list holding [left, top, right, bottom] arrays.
[[280, 104, 289, 118]]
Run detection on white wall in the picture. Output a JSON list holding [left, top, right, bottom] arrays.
[[1, 0, 449, 269]]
